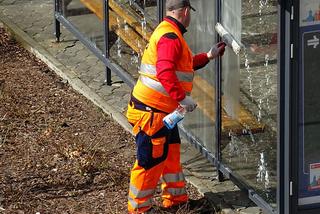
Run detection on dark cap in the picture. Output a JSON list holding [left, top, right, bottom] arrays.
[[166, 0, 196, 11]]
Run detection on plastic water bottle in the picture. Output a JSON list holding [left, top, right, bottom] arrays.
[[163, 105, 186, 129]]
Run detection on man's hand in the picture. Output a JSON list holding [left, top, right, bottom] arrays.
[[207, 42, 226, 60], [179, 96, 197, 112]]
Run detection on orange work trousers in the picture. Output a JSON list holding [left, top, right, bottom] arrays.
[[126, 100, 188, 213]]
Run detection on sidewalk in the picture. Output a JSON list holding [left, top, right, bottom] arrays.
[[0, 0, 262, 213]]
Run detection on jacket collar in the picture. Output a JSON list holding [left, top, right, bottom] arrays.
[[164, 16, 187, 35]]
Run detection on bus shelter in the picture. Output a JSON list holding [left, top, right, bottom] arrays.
[[53, 0, 320, 213]]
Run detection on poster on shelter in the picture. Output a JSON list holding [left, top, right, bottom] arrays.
[[298, 1, 320, 205], [309, 163, 320, 190], [300, 0, 320, 27]]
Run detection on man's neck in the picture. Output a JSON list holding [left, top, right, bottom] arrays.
[[164, 16, 187, 34]]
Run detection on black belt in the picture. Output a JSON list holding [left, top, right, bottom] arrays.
[[130, 95, 165, 113]]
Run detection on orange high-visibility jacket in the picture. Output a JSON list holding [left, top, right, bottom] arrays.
[[132, 19, 194, 113]]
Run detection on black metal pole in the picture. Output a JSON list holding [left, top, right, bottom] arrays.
[[157, 0, 164, 24], [103, 0, 112, 85], [54, 0, 61, 42], [215, 0, 224, 182]]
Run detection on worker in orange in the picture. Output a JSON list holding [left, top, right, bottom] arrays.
[[127, 0, 226, 213]]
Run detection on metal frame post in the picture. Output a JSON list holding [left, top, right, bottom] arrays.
[[103, 0, 112, 85], [54, 0, 61, 42], [215, 0, 225, 182], [278, 0, 292, 213], [157, 0, 164, 24]]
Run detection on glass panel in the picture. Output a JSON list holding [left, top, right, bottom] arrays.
[[107, 0, 158, 79], [62, 0, 158, 80], [63, 0, 105, 51], [183, 0, 217, 154], [298, 1, 320, 206], [220, 0, 278, 208]]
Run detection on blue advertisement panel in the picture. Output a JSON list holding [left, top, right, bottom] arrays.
[[299, 0, 320, 207]]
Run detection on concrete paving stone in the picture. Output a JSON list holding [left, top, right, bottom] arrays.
[[96, 60, 104, 67], [76, 68, 91, 77], [9, 15, 25, 24], [74, 49, 90, 59], [84, 57, 100, 66], [46, 45, 61, 56], [43, 22, 54, 31], [74, 63, 91, 72], [78, 74, 94, 85], [112, 82, 130, 90], [60, 34, 79, 43], [27, 28, 45, 37], [86, 68, 103, 79], [0, 7, 7, 15], [68, 55, 84, 66], [55, 52, 69, 61], [5, 10, 21, 18], [123, 93, 130, 101], [96, 86, 113, 97], [37, 34, 56, 44], [14, 19, 34, 29], [1, 0, 15, 5], [73, 43, 86, 52], [234, 206, 247, 211], [93, 72, 106, 82], [111, 90, 129, 99], [63, 47, 78, 57], [238, 207, 263, 214], [32, 19, 50, 28], [212, 185, 236, 194], [88, 81, 103, 91], [53, 40, 77, 51], [112, 100, 129, 112], [220, 208, 237, 214], [184, 173, 203, 187], [33, 32, 50, 41], [105, 99, 116, 106]]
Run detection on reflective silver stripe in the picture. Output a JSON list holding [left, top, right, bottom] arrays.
[[162, 172, 185, 183], [140, 63, 156, 74], [129, 184, 155, 198], [140, 63, 194, 82], [177, 71, 194, 82], [128, 196, 152, 209], [139, 76, 168, 95], [166, 187, 187, 196]]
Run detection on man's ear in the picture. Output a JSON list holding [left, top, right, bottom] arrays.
[[183, 7, 189, 17]]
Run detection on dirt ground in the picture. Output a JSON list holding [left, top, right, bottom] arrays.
[[0, 28, 216, 213]]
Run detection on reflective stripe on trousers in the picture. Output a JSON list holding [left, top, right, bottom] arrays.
[[166, 187, 187, 196], [128, 195, 152, 210], [129, 184, 155, 199], [161, 172, 185, 183]]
